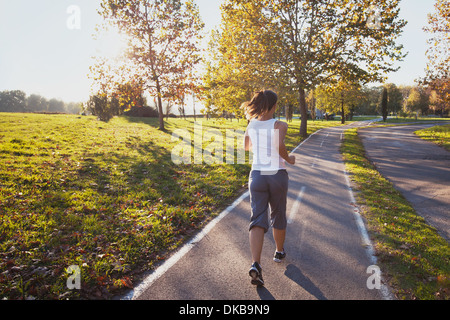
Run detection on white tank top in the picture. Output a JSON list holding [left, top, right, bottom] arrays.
[[247, 119, 286, 172]]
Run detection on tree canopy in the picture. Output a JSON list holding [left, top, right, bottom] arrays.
[[206, 0, 407, 136], [315, 80, 364, 123], [93, 0, 205, 128], [419, 0, 449, 116]]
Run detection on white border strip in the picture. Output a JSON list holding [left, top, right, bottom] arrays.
[[341, 120, 394, 300], [343, 170, 374, 255], [343, 168, 394, 300]]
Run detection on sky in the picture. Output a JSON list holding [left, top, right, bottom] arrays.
[[0, 0, 437, 106]]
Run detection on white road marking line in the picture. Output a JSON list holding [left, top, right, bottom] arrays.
[[291, 129, 323, 153], [287, 186, 306, 224], [311, 154, 319, 168], [320, 133, 330, 147], [343, 169, 394, 300]]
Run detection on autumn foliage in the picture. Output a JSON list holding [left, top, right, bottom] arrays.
[[93, 0, 205, 129], [205, 0, 407, 136], [419, 0, 450, 116]]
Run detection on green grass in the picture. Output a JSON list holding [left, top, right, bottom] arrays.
[[0, 113, 345, 299], [415, 124, 450, 151], [341, 128, 450, 300]]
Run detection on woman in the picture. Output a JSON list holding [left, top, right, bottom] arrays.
[[243, 90, 295, 286]]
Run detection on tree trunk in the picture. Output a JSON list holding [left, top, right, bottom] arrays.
[[193, 93, 196, 121], [381, 87, 388, 122], [299, 88, 308, 138], [155, 78, 165, 130], [310, 90, 316, 121], [341, 101, 345, 124]]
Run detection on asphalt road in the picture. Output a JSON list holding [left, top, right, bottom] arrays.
[[124, 120, 389, 301], [359, 124, 450, 242]]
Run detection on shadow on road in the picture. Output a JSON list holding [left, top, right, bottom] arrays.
[[284, 264, 327, 300], [256, 286, 276, 300]]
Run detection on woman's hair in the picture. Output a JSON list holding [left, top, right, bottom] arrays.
[[242, 90, 278, 120]]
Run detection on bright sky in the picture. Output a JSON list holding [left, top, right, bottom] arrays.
[[0, 0, 436, 104]]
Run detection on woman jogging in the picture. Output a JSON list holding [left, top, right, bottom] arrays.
[[243, 90, 295, 286]]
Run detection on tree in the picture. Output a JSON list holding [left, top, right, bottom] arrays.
[[113, 79, 146, 113], [381, 87, 388, 121], [306, 90, 316, 121], [201, 59, 220, 119], [88, 56, 125, 121], [316, 81, 363, 124], [215, 0, 407, 137], [0, 90, 27, 113], [201, 27, 257, 120], [419, 0, 449, 116], [98, 0, 204, 130], [66, 102, 82, 114], [357, 86, 382, 115], [405, 86, 430, 116], [27, 94, 48, 112], [384, 83, 403, 116], [48, 98, 66, 113], [87, 94, 120, 121], [89, 56, 145, 119], [429, 86, 448, 117]]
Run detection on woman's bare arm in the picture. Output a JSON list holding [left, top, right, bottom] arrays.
[[244, 128, 252, 151], [275, 121, 295, 165]]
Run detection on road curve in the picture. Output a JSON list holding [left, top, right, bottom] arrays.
[[359, 124, 450, 242]]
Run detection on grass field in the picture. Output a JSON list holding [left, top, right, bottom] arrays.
[[0, 113, 345, 299], [415, 124, 450, 151], [341, 128, 449, 300]]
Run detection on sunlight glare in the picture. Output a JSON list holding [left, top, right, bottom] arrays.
[[94, 26, 128, 60]]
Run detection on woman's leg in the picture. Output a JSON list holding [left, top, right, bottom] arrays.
[[272, 228, 286, 253], [248, 170, 269, 264], [268, 170, 289, 255], [249, 226, 265, 264]]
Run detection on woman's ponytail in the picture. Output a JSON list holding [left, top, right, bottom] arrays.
[[242, 90, 278, 120]]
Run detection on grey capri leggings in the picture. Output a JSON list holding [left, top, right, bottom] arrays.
[[248, 169, 289, 233]]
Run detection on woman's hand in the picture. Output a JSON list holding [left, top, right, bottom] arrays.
[[287, 154, 296, 165]]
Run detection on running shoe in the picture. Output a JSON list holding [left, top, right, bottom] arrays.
[[273, 249, 286, 263], [249, 262, 264, 286]]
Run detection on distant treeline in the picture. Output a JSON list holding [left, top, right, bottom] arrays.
[[0, 90, 81, 114]]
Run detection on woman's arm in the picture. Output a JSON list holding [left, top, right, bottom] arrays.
[[244, 128, 252, 151], [275, 121, 295, 165]]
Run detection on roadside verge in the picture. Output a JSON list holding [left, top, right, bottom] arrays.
[[341, 127, 449, 300]]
